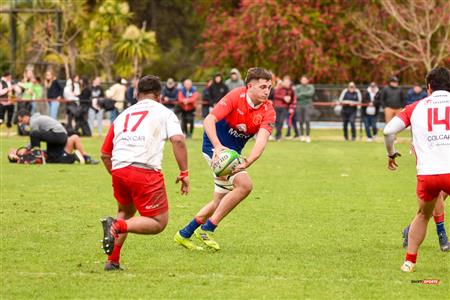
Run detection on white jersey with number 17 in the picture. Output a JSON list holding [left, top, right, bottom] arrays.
[[397, 90, 450, 175], [101, 99, 183, 171]]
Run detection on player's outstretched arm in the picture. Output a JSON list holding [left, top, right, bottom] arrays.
[[383, 117, 406, 171], [101, 154, 112, 175], [170, 134, 189, 195], [233, 128, 271, 174]]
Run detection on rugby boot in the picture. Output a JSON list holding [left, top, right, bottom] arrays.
[[104, 261, 123, 271], [194, 228, 220, 251], [438, 232, 450, 252], [84, 155, 99, 165], [174, 231, 203, 251], [400, 261, 415, 272], [100, 217, 116, 255]]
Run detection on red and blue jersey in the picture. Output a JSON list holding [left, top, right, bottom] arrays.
[[202, 86, 276, 157]]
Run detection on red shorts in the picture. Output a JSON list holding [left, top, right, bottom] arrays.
[[416, 173, 450, 201], [112, 166, 168, 217]]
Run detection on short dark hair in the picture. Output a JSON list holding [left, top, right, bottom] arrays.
[[426, 67, 450, 92], [3, 71, 11, 77], [115, 76, 122, 84], [138, 75, 162, 95], [18, 109, 30, 118], [245, 67, 272, 85]]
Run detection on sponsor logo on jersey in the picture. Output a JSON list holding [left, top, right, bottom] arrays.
[[237, 108, 244, 115], [228, 128, 251, 139], [119, 135, 146, 142]]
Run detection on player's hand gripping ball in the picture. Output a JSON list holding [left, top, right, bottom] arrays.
[[212, 149, 242, 177]]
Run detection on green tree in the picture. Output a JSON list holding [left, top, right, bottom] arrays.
[[82, 0, 132, 80]]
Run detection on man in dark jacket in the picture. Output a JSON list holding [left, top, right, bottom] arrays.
[[380, 76, 405, 123], [406, 83, 427, 105], [201, 79, 212, 118], [160, 78, 179, 111], [362, 82, 380, 141], [44, 70, 63, 120], [209, 73, 229, 107], [339, 82, 362, 141]]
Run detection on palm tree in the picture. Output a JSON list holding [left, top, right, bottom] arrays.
[[114, 24, 158, 78]]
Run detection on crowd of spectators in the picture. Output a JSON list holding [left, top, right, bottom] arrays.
[[0, 67, 430, 142]]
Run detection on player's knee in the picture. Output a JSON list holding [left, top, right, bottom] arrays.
[[237, 178, 253, 194], [417, 207, 433, 219], [153, 219, 168, 234]]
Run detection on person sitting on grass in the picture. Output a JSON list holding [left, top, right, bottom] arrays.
[[16, 109, 98, 164]]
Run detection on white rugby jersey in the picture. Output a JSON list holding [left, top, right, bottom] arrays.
[[397, 90, 450, 175], [101, 99, 183, 170]]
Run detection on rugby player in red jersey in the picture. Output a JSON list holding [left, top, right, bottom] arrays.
[[383, 67, 450, 272], [174, 67, 276, 251], [100, 75, 189, 270]]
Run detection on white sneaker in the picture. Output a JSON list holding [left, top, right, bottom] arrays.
[[74, 150, 85, 164], [269, 136, 276, 141], [400, 261, 415, 272], [305, 136, 311, 143], [300, 136, 306, 142], [367, 138, 373, 142]]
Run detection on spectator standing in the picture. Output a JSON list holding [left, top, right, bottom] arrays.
[[201, 79, 212, 118], [209, 73, 229, 107], [63, 76, 81, 131], [294, 75, 315, 142], [19, 75, 34, 114], [44, 70, 63, 120], [32, 77, 45, 115], [76, 77, 92, 136], [362, 82, 379, 141], [88, 76, 105, 136], [273, 75, 295, 141], [339, 82, 362, 141], [125, 78, 138, 108], [225, 68, 245, 91], [0, 72, 15, 134], [105, 77, 127, 123], [160, 78, 178, 111], [380, 76, 405, 123], [178, 79, 199, 138], [406, 83, 427, 105]]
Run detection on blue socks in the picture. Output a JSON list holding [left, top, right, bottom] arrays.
[[179, 218, 218, 238], [201, 219, 217, 232], [436, 222, 446, 236], [179, 218, 202, 238]]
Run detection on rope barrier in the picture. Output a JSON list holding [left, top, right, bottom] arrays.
[[0, 98, 373, 107]]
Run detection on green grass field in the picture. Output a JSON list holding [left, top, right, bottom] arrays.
[[1, 130, 449, 299]]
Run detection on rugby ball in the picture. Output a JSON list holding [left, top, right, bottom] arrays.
[[212, 149, 242, 177]]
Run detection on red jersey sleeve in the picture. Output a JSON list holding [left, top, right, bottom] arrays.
[[101, 124, 115, 155], [210, 88, 240, 121], [260, 106, 276, 134], [397, 101, 420, 127]]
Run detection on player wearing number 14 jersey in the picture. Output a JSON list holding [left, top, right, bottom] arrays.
[[99, 75, 190, 271], [383, 67, 450, 272]]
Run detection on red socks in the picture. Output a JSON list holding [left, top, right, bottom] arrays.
[[108, 244, 122, 263], [405, 252, 417, 263], [114, 219, 128, 233], [434, 213, 444, 224]]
